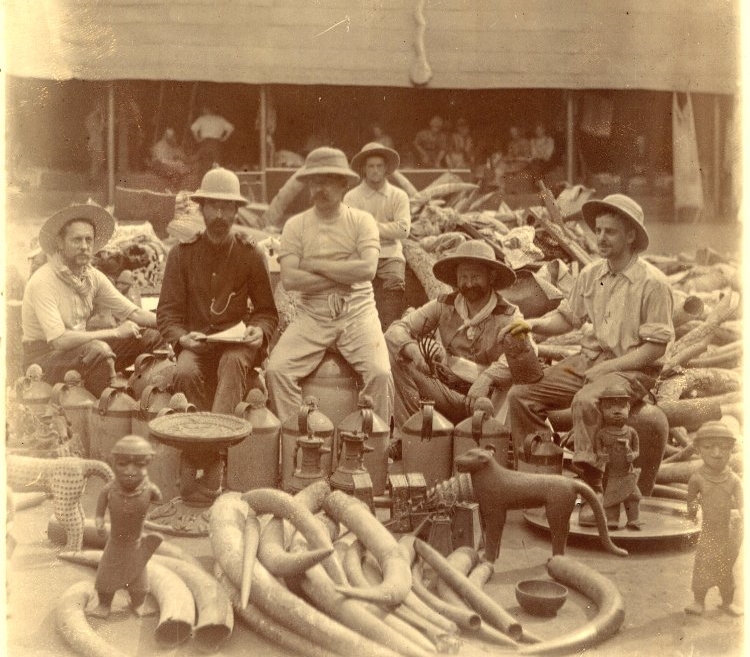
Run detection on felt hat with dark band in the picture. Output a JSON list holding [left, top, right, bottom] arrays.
[[582, 193, 649, 252], [295, 147, 360, 185], [350, 142, 401, 175], [433, 240, 516, 290], [38, 202, 115, 255]]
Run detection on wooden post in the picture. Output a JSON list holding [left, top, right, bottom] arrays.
[[107, 82, 116, 205], [565, 90, 575, 184], [713, 94, 721, 217], [259, 85, 268, 203]]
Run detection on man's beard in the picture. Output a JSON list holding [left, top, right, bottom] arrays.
[[205, 220, 232, 244], [459, 284, 490, 303]]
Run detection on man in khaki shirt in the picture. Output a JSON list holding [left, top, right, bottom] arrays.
[[506, 194, 673, 525]]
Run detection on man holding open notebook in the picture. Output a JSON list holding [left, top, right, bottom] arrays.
[[157, 166, 278, 413]]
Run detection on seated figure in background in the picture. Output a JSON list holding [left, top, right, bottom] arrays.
[[491, 125, 531, 192], [150, 128, 191, 184], [413, 115, 448, 168], [445, 118, 476, 170], [528, 122, 556, 177]]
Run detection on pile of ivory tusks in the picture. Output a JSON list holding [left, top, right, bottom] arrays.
[[54, 480, 625, 657], [56, 539, 233, 655]]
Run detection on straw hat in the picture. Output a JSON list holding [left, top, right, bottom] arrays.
[[433, 240, 516, 290], [350, 142, 400, 175], [38, 201, 115, 255], [582, 193, 649, 252], [295, 147, 360, 185]]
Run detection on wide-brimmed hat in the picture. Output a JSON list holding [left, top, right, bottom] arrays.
[[582, 193, 649, 252], [191, 166, 248, 204], [38, 201, 115, 255], [433, 240, 516, 290], [296, 147, 360, 185], [693, 420, 736, 447], [350, 142, 400, 175]]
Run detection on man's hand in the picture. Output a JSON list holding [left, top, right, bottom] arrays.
[[498, 318, 533, 341], [95, 516, 106, 535], [179, 331, 209, 353], [242, 325, 264, 348], [598, 452, 610, 464], [466, 379, 492, 413], [115, 319, 142, 339], [403, 343, 431, 375]]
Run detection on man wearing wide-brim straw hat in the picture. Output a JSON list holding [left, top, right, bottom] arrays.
[[21, 202, 162, 396], [505, 192, 674, 526], [345, 142, 411, 331], [266, 147, 394, 426], [157, 166, 278, 413], [385, 239, 526, 428]]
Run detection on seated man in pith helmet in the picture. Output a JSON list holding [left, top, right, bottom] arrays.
[[385, 239, 523, 429], [505, 193, 674, 526], [266, 147, 394, 426], [157, 166, 278, 413], [345, 142, 411, 331], [21, 202, 162, 396]]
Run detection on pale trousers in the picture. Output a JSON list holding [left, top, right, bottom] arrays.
[[266, 299, 394, 426], [506, 352, 655, 470]]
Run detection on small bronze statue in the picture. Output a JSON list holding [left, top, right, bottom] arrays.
[[89, 435, 163, 618], [685, 421, 743, 617], [594, 386, 643, 530]]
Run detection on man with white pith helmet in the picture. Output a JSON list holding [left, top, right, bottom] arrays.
[[505, 193, 674, 526], [266, 147, 394, 426], [157, 166, 278, 413], [345, 142, 411, 331]]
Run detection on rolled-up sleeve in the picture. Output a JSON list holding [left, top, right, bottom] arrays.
[[638, 278, 674, 345]]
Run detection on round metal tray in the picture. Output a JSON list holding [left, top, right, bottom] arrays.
[[148, 411, 252, 449], [524, 497, 701, 544]]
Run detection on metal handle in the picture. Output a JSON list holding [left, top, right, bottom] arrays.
[[420, 401, 434, 442]]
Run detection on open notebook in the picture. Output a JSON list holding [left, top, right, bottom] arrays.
[[204, 321, 247, 343]]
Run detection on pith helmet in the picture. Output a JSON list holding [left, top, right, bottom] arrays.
[[295, 147, 360, 185], [582, 193, 649, 252], [191, 166, 248, 204]]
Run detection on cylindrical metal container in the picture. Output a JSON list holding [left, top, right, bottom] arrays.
[[127, 348, 177, 401], [453, 397, 512, 470], [51, 370, 97, 457], [91, 381, 137, 463], [280, 397, 334, 492], [300, 350, 360, 436], [14, 364, 53, 414], [336, 394, 390, 495], [131, 383, 173, 439], [517, 432, 564, 475], [398, 400, 454, 488], [229, 389, 281, 491]]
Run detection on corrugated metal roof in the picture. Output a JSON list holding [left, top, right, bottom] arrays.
[[5, 0, 739, 94]]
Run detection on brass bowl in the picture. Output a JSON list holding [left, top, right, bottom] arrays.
[[515, 579, 568, 616]]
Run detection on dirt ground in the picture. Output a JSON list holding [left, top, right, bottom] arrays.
[[3, 184, 746, 656]]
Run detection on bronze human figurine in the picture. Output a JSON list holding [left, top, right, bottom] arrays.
[[595, 385, 643, 530], [685, 421, 743, 617], [90, 435, 163, 618]]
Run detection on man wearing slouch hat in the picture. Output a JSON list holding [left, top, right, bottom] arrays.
[[21, 202, 161, 396]]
